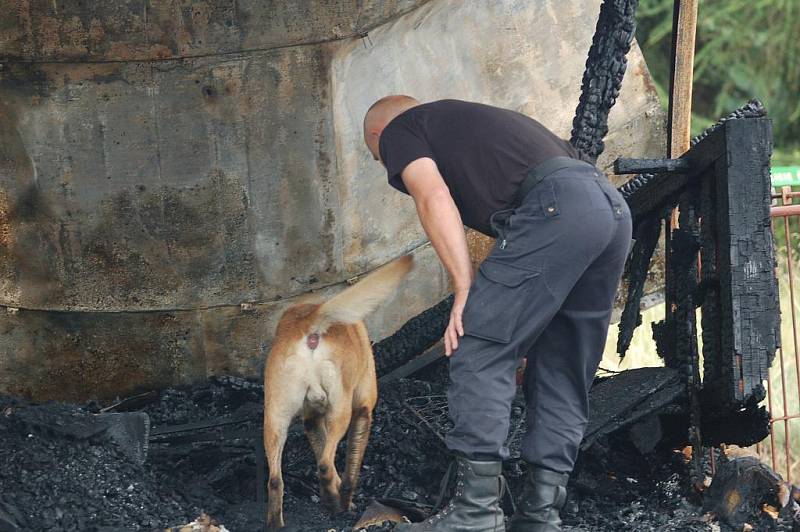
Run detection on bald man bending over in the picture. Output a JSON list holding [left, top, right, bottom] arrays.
[[363, 96, 631, 532]]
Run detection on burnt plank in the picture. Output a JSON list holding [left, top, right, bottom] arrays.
[[582, 367, 681, 449], [614, 157, 689, 175], [700, 160, 727, 404], [378, 342, 445, 384], [622, 172, 688, 225], [620, 101, 763, 225], [617, 215, 662, 358], [710, 118, 779, 406], [620, 102, 725, 223]]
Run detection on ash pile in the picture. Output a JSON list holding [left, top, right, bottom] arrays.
[[1, 351, 798, 531]]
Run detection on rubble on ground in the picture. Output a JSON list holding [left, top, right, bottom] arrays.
[[1, 370, 797, 531]]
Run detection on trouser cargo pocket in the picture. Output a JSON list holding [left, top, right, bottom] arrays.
[[462, 259, 542, 344]]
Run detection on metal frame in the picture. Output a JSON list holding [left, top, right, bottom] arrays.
[[755, 186, 800, 482]]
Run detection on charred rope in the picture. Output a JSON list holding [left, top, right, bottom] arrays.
[[570, 0, 640, 161]]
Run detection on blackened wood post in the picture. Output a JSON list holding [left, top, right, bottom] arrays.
[[664, 0, 700, 346], [701, 118, 779, 410], [664, 0, 700, 359], [677, 186, 703, 483]]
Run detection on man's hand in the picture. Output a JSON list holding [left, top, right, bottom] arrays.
[[400, 157, 474, 356], [445, 288, 469, 356]]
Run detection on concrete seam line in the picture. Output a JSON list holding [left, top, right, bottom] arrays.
[[1, 0, 435, 66], [0, 241, 432, 315]]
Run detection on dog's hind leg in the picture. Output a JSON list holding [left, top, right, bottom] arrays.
[[317, 402, 352, 514], [264, 381, 304, 530], [302, 408, 327, 462], [264, 412, 289, 530], [340, 403, 373, 512]]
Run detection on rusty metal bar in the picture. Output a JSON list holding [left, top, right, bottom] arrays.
[[767, 414, 800, 423], [779, 190, 799, 482], [756, 190, 800, 479], [766, 352, 779, 473], [771, 204, 800, 217], [778, 341, 791, 482], [775, 194, 792, 481], [780, 213, 800, 398]]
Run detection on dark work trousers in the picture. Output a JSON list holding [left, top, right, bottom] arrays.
[[445, 163, 632, 474]]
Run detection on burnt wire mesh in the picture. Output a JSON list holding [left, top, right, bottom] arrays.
[[402, 394, 528, 460]]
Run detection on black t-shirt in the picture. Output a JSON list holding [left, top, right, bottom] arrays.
[[379, 99, 583, 236]]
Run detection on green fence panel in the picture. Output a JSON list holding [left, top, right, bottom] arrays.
[[771, 166, 800, 187]]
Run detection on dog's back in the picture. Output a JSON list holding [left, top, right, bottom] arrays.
[[264, 305, 373, 420], [265, 254, 414, 414]]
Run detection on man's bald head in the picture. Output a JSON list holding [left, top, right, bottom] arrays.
[[363, 95, 420, 162]]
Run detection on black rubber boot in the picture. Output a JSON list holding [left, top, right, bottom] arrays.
[[395, 456, 505, 531], [509, 465, 569, 532]]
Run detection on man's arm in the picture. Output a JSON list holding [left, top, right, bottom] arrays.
[[401, 157, 473, 356]]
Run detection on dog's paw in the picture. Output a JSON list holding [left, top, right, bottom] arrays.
[[265, 513, 285, 531], [338, 491, 357, 514], [321, 491, 342, 515]]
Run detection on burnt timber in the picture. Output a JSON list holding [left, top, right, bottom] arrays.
[[616, 114, 779, 448]]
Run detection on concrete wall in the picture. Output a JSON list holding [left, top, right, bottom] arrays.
[[0, 0, 665, 401]]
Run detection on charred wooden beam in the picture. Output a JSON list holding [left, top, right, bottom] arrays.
[[617, 99, 767, 226], [379, 343, 445, 384], [619, 172, 688, 226], [678, 183, 704, 484], [613, 158, 689, 175], [617, 215, 662, 358], [373, 296, 452, 378], [581, 367, 683, 451], [699, 117, 779, 410]]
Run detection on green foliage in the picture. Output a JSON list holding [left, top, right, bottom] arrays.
[[636, 0, 800, 157]]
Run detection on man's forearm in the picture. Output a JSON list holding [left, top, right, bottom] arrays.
[[414, 190, 473, 293]]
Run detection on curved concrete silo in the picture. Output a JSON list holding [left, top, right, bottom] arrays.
[[0, 0, 664, 401]]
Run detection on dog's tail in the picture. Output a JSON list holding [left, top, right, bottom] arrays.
[[312, 254, 414, 333]]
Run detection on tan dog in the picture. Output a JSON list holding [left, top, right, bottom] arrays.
[[263, 255, 414, 530]]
